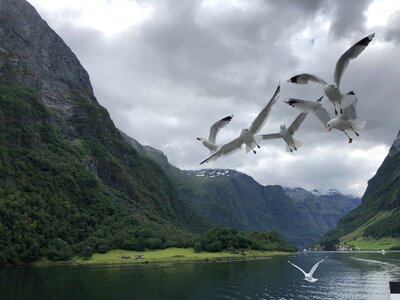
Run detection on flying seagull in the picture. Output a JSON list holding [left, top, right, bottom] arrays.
[[197, 115, 233, 153], [288, 259, 325, 283], [255, 112, 308, 152], [287, 33, 375, 115], [285, 93, 366, 143], [200, 84, 280, 164]]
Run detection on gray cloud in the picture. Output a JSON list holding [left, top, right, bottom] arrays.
[[383, 11, 400, 44], [328, 0, 372, 38], [28, 0, 400, 196]]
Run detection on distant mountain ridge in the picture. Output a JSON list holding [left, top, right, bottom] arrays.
[[123, 133, 361, 248]]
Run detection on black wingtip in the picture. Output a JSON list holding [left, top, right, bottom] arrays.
[[316, 96, 323, 102], [287, 75, 300, 84], [221, 115, 233, 122], [285, 99, 298, 107], [357, 33, 375, 47], [346, 91, 355, 95]]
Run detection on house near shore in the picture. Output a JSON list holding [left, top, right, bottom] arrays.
[[121, 255, 131, 259], [135, 255, 144, 260]]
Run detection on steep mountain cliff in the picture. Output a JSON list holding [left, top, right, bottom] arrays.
[[123, 134, 360, 248], [321, 130, 400, 248], [0, 0, 205, 264]]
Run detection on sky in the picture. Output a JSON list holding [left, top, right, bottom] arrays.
[[27, 0, 400, 196]]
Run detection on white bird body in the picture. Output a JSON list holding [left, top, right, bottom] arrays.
[[288, 259, 324, 283], [256, 112, 307, 152], [280, 126, 300, 152], [242, 129, 262, 153], [197, 138, 219, 153], [288, 33, 375, 115], [285, 94, 366, 143], [200, 84, 280, 164], [197, 115, 233, 153]]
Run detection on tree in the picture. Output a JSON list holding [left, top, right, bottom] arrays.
[[82, 246, 92, 260]]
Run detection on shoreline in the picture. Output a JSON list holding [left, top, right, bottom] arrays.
[[30, 248, 295, 268]]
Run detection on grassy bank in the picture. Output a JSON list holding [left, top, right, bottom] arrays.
[[33, 248, 292, 267], [340, 237, 400, 250]]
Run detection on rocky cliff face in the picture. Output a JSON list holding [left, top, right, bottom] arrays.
[[0, 0, 93, 118]]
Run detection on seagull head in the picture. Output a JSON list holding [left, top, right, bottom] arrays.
[[329, 83, 338, 90], [327, 121, 333, 132], [280, 125, 286, 130], [197, 137, 205, 142]]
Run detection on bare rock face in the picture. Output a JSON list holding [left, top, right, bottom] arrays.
[[0, 0, 94, 118]]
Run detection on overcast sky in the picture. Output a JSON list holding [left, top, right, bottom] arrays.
[[27, 0, 400, 196]]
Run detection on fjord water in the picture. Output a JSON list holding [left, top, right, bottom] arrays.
[[1, 252, 399, 300]]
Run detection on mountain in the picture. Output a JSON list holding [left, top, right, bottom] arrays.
[[321, 130, 400, 249], [0, 0, 207, 264], [123, 134, 360, 248]]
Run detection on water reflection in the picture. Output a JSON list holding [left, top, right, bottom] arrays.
[[0, 252, 399, 300]]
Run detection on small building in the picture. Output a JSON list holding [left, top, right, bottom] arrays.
[[135, 255, 144, 260], [121, 255, 131, 259]]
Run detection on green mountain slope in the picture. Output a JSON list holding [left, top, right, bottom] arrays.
[[0, 0, 205, 264], [321, 130, 400, 249], [0, 0, 296, 264], [123, 134, 360, 248]]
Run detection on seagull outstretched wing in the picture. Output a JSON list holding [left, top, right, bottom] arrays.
[[200, 137, 243, 164], [287, 74, 327, 86], [309, 259, 325, 277], [334, 33, 375, 87], [288, 112, 308, 135], [248, 83, 280, 134], [209, 115, 233, 144], [288, 261, 307, 276]]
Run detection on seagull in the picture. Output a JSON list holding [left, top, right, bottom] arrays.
[[287, 33, 375, 115], [200, 84, 280, 164], [285, 93, 366, 143], [288, 259, 325, 283], [255, 112, 308, 152], [197, 115, 233, 153]]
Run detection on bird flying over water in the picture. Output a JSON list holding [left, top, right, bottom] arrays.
[[256, 112, 308, 152], [288, 259, 325, 283], [285, 93, 366, 143], [287, 33, 375, 115], [197, 115, 233, 153], [200, 84, 280, 164]]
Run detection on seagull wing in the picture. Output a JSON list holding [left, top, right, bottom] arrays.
[[340, 99, 358, 121], [249, 83, 280, 134], [287, 74, 327, 86], [288, 112, 308, 135], [288, 261, 307, 276], [285, 98, 331, 129], [309, 259, 325, 277], [334, 33, 375, 87], [208, 115, 233, 143], [200, 137, 243, 164], [257, 133, 282, 140]]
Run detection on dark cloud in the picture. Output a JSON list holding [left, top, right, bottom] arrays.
[[328, 0, 373, 38], [27, 0, 400, 196], [383, 11, 400, 44]]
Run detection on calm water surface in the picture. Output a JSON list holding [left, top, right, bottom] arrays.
[[1, 252, 399, 300]]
